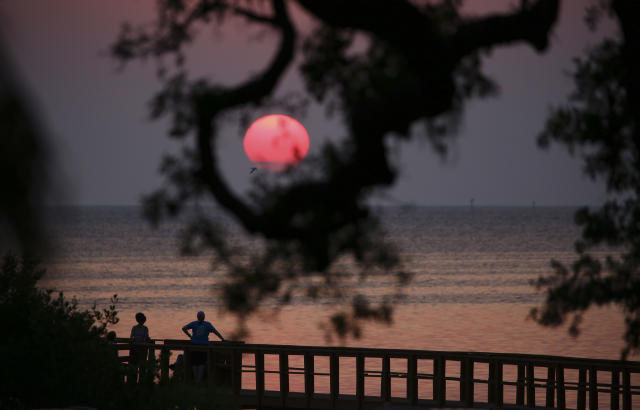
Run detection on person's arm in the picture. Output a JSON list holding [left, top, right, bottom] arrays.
[[182, 324, 192, 339], [145, 326, 151, 343], [130, 326, 135, 340], [211, 325, 225, 341]]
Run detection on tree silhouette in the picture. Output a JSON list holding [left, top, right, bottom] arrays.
[[531, 0, 640, 358], [112, 0, 561, 338]]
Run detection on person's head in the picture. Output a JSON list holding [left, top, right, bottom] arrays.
[[196, 311, 205, 322], [107, 330, 116, 342], [135, 312, 146, 325]]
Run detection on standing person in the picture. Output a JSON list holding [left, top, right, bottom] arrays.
[[130, 312, 151, 382], [182, 311, 224, 382]]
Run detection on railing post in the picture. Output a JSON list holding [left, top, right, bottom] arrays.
[[526, 362, 535, 408], [489, 361, 502, 405], [146, 340, 155, 361], [589, 367, 598, 410], [578, 368, 587, 410], [381, 355, 391, 402], [256, 351, 265, 409], [330, 353, 339, 409], [356, 354, 365, 410], [304, 352, 314, 408], [408, 355, 418, 405], [434, 356, 446, 406], [463, 358, 474, 408], [622, 369, 631, 410], [460, 359, 467, 403], [279, 352, 289, 408], [516, 363, 525, 405], [546, 366, 555, 408], [231, 349, 241, 396], [143, 343, 156, 385], [433, 357, 439, 402], [496, 361, 503, 407], [611, 369, 619, 410], [556, 365, 566, 410], [160, 347, 170, 384]]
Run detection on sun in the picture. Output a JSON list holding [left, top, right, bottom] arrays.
[[243, 114, 310, 171]]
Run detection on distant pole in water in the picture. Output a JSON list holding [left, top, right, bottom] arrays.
[[532, 200, 536, 208], [470, 198, 475, 208]]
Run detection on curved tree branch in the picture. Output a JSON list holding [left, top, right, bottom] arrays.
[[295, 0, 440, 48], [453, 0, 559, 60], [194, 0, 298, 235]]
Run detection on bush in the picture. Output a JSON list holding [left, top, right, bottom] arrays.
[[0, 253, 123, 409]]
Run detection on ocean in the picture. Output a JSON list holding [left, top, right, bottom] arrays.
[[39, 205, 628, 361]]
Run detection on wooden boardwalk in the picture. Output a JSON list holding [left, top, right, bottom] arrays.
[[116, 339, 640, 410]]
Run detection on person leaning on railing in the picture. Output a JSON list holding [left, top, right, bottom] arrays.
[[182, 311, 224, 382]]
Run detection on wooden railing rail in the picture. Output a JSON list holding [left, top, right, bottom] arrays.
[[114, 339, 640, 409]]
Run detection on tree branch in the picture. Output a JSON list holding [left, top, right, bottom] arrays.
[[295, 0, 436, 43], [612, 0, 640, 150], [295, 0, 445, 68], [452, 0, 560, 61], [232, 6, 279, 26], [194, 0, 297, 235]]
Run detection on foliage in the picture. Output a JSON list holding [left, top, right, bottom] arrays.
[[111, 0, 560, 338], [0, 253, 123, 409], [532, 0, 640, 358]]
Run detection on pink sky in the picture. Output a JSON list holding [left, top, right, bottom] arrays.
[[0, 0, 614, 206]]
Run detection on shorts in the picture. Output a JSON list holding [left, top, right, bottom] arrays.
[[191, 350, 207, 366]]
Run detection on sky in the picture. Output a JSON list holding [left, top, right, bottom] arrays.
[[0, 0, 615, 207]]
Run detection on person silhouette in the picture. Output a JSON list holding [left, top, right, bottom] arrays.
[[182, 311, 224, 382], [169, 353, 185, 383], [130, 312, 151, 382]]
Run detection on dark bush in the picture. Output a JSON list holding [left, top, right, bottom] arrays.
[[0, 252, 122, 409]]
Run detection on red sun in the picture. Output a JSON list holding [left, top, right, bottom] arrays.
[[243, 114, 310, 171]]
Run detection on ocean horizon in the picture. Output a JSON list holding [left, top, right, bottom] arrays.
[[38, 205, 628, 361]]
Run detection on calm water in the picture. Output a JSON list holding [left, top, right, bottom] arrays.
[[40, 206, 630, 362]]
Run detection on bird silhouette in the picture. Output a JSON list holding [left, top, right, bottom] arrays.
[[250, 167, 257, 174]]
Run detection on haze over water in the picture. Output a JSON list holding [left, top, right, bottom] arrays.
[[39, 206, 630, 362]]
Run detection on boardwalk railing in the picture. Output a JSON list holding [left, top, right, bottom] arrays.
[[115, 339, 640, 410]]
